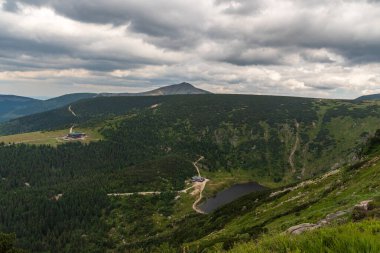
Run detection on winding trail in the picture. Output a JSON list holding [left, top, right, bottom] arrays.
[[108, 191, 161, 196], [192, 179, 209, 214], [68, 105, 77, 117], [191, 156, 208, 214], [194, 156, 204, 177], [289, 120, 299, 173], [68, 105, 78, 134], [107, 156, 209, 214]]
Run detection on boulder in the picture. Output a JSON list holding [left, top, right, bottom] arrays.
[[286, 223, 320, 235], [354, 200, 373, 211]]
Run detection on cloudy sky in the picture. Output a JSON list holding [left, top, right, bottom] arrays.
[[1, 0, 380, 98]]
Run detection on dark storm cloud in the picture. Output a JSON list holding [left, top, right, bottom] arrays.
[[0, 34, 164, 72], [208, 0, 380, 65], [300, 52, 335, 64], [4, 0, 205, 50], [6, 0, 380, 64], [221, 50, 284, 66]]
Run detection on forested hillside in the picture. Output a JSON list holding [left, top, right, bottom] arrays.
[[0, 83, 209, 123], [1, 94, 380, 252], [0, 93, 96, 122], [0, 142, 195, 252], [118, 129, 380, 252], [3, 95, 380, 181]]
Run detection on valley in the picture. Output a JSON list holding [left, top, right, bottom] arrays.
[[0, 93, 380, 252]]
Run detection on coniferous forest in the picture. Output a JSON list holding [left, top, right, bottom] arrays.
[[1, 95, 380, 252]]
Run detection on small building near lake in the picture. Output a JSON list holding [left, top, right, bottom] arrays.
[[191, 176, 205, 182]]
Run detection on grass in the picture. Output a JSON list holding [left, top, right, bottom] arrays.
[[0, 128, 103, 146], [172, 191, 197, 220], [228, 220, 380, 253], [183, 153, 380, 251]]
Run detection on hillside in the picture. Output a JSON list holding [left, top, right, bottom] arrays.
[[0, 83, 210, 123], [228, 220, 380, 253], [355, 93, 380, 101], [140, 82, 211, 96], [0, 95, 39, 122], [181, 135, 380, 252], [1, 94, 380, 252], [2, 95, 380, 181], [0, 93, 96, 122], [108, 131, 380, 252], [1, 117, 379, 252]]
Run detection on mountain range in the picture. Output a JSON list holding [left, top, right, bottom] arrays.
[[0, 88, 380, 252], [0, 82, 210, 122], [355, 93, 380, 101]]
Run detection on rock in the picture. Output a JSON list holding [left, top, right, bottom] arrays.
[[325, 210, 347, 221], [286, 223, 320, 235], [51, 193, 64, 201], [318, 219, 329, 225], [287, 209, 349, 235], [354, 200, 372, 211]]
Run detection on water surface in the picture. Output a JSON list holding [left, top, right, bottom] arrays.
[[199, 182, 267, 213]]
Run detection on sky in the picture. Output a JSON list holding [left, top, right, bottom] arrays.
[[1, 0, 380, 99]]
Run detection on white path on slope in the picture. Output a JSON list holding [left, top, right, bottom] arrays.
[[192, 179, 209, 214], [108, 191, 161, 196], [108, 187, 196, 197], [68, 105, 77, 117], [193, 156, 204, 177], [191, 156, 208, 214], [68, 105, 77, 133], [289, 120, 299, 173]]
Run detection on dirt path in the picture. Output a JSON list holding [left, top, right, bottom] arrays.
[[193, 156, 204, 177], [191, 156, 208, 214], [68, 105, 78, 133], [108, 187, 198, 196], [289, 120, 299, 173], [68, 105, 77, 117], [192, 179, 209, 214], [108, 191, 161, 196]]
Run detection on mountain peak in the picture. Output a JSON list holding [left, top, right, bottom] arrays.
[[175, 82, 195, 88], [140, 82, 211, 96]]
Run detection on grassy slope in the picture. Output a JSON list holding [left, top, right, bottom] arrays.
[[179, 149, 380, 251], [1, 96, 380, 251], [106, 147, 379, 252], [228, 220, 380, 253]]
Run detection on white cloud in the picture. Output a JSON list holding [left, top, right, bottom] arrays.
[[1, 0, 380, 98]]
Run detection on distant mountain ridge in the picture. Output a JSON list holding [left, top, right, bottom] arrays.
[[355, 93, 380, 101], [99, 82, 211, 97], [0, 93, 97, 122], [0, 83, 211, 122]]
